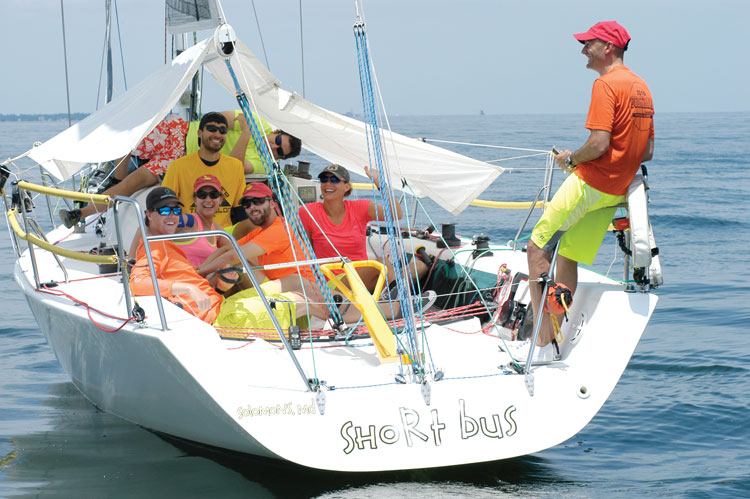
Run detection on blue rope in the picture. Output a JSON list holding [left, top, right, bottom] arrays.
[[223, 59, 342, 326], [353, 20, 421, 370]]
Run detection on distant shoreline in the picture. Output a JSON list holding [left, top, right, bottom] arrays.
[[0, 113, 88, 122], [1, 111, 746, 123]]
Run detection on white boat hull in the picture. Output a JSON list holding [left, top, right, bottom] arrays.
[[14, 228, 656, 471]]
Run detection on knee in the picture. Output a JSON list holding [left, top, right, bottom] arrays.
[[135, 168, 158, 187]]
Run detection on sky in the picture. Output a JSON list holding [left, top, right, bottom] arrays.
[[1, 0, 748, 116]]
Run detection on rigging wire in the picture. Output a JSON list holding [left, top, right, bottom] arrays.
[[249, 0, 271, 69], [163, 1, 167, 64], [59, 0, 72, 127], [113, 0, 127, 91], [353, 5, 426, 374], [298, 0, 306, 98], [95, 1, 112, 110]]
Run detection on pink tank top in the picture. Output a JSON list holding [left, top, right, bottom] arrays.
[[174, 215, 219, 267]]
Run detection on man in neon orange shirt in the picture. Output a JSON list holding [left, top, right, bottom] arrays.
[[524, 21, 655, 362], [199, 183, 314, 290]]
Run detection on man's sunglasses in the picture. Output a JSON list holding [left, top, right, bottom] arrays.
[[274, 134, 287, 159], [204, 124, 228, 134], [241, 197, 271, 208], [319, 174, 342, 184], [195, 190, 222, 199], [154, 206, 182, 216]]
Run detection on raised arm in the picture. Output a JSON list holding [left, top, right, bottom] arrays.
[[365, 165, 403, 220], [222, 111, 255, 174]]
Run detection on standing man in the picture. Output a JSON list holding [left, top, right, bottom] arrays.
[[161, 112, 246, 227], [524, 21, 654, 362]]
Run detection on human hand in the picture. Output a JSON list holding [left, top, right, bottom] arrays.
[[172, 282, 211, 310], [236, 114, 250, 133], [555, 149, 573, 173], [364, 165, 380, 189]]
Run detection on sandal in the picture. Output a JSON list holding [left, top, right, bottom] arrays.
[[215, 266, 244, 285]]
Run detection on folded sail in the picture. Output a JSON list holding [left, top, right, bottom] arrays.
[[166, 0, 222, 35], [25, 32, 502, 215], [205, 40, 503, 214], [27, 40, 213, 181]]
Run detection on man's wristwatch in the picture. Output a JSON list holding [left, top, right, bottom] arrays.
[[565, 155, 576, 171]]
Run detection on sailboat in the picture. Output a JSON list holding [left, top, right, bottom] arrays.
[[0, 0, 661, 471]]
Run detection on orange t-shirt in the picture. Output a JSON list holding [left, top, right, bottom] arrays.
[[130, 239, 223, 324], [575, 65, 655, 196], [237, 217, 313, 281]]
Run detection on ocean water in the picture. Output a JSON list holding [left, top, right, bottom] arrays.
[[1, 113, 749, 497]]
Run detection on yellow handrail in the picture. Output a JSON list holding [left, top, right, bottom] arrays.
[[350, 182, 543, 209], [17, 180, 111, 205], [7, 209, 117, 264], [470, 198, 544, 210]]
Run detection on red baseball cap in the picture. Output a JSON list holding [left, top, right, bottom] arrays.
[[574, 21, 630, 50], [193, 174, 222, 193], [241, 182, 273, 200]]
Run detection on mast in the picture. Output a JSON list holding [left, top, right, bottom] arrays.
[[59, 0, 72, 126], [105, 0, 113, 104]]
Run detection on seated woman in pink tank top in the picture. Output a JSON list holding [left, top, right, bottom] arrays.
[[174, 174, 229, 267]]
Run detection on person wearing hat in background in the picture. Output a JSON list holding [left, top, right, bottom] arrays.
[[129, 186, 224, 324], [298, 164, 428, 294], [161, 112, 246, 228], [523, 21, 655, 363]]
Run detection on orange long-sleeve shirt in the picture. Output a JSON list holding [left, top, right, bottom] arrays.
[[130, 239, 223, 324]]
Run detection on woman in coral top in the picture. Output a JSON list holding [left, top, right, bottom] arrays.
[[298, 164, 427, 293]]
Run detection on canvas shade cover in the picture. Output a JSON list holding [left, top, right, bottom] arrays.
[[27, 30, 503, 215]]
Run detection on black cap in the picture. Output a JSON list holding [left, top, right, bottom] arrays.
[[319, 164, 350, 182], [146, 187, 183, 211]]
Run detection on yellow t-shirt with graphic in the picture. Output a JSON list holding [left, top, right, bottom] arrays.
[[185, 111, 274, 174], [161, 152, 245, 228]]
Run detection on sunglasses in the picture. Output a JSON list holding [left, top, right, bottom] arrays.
[[274, 134, 286, 159], [319, 174, 342, 184], [195, 190, 222, 199], [204, 124, 228, 134], [155, 206, 182, 216], [241, 197, 271, 208]]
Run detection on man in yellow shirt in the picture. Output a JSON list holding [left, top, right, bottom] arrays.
[[161, 112, 246, 227]]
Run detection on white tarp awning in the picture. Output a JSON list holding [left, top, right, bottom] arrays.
[[26, 31, 503, 215], [28, 39, 213, 181]]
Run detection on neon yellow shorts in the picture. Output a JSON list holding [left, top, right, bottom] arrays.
[[213, 280, 297, 334], [530, 174, 624, 265]]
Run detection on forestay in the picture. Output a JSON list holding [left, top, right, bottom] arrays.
[[25, 30, 503, 215]]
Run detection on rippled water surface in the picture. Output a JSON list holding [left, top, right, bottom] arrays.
[[1, 113, 749, 497]]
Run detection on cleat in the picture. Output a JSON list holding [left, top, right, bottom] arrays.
[[59, 208, 82, 228]]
